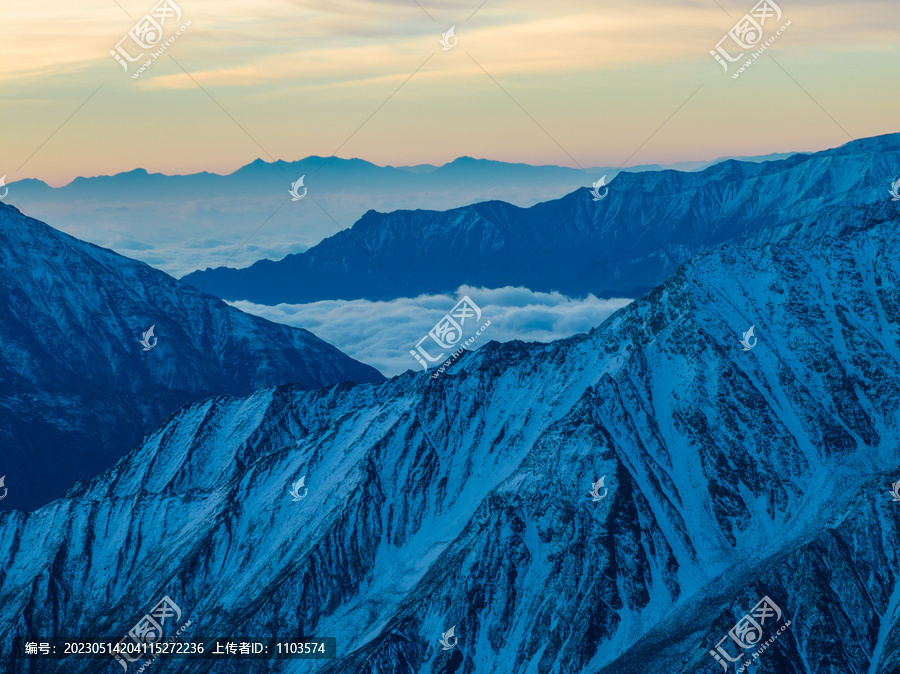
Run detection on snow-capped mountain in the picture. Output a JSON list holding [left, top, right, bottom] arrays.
[[0, 203, 383, 512], [182, 133, 900, 306], [1, 199, 897, 673]]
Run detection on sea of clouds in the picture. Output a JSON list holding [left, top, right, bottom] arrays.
[[231, 286, 632, 377]]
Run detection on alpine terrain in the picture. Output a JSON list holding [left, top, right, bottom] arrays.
[[0, 203, 383, 511], [0, 198, 898, 672], [182, 133, 900, 306]]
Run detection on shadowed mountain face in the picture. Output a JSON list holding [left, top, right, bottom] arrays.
[[0, 203, 383, 512], [181, 133, 900, 306], [1, 201, 897, 673]]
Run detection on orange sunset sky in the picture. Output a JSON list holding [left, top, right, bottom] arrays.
[[1, 0, 898, 185]]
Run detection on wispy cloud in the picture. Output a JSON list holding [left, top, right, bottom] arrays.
[[3, 0, 897, 86], [2, 0, 897, 182]]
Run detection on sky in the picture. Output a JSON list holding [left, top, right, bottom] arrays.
[[1, 0, 898, 186]]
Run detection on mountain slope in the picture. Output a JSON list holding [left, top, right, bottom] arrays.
[[0, 202, 898, 673], [182, 133, 900, 305], [0, 203, 383, 511]]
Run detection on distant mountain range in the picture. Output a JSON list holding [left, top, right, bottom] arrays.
[[0, 203, 383, 512], [182, 133, 900, 305], [3, 152, 793, 278], [1, 196, 897, 672]]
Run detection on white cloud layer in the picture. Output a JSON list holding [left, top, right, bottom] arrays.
[[230, 286, 633, 377]]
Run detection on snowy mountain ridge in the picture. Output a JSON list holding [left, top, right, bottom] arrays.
[[182, 132, 900, 306], [2, 197, 899, 672]]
